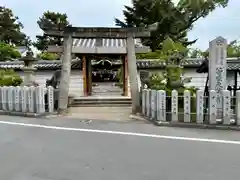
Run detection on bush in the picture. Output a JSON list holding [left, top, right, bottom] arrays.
[[0, 42, 21, 61], [142, 38, 198, 113], [0, 70, 23, 86], [137, 50, 166, 59], [37, 52, 59, 60]]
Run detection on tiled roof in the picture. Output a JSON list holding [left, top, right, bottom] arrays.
[[51, 38, 144, 48], [47, 38, 148, 54], [73, 38, 127, 48], [1, 58, 240, 70], [0, 60, 64, 70]]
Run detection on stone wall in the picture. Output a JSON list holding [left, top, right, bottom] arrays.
[[14, 68, 238, 97]]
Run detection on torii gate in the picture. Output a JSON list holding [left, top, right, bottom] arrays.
[[40, 25, 156, 114]]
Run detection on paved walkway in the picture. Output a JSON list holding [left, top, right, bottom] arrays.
[[65, 107, 132, 121], [92, 82, 123, 96]]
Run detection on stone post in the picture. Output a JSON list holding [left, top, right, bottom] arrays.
[[222, 90, 231, 124], [2, 86, 7, 111], [48, 86, 54, 113], [151, 90, 157, 120], [171, 90, 178, 122], [58, 33, 73, 111], [196, 90, 204, 124], [156, 90, 166, 121], [146, 89, 151, 117], [183, 90, 191, 123], [126, 34, 140, 114], [28, 86, 35, 113], [236, 90, 240, 125], [209, 36, 227, 118], [20, 51, 37, 86], [142, 89, 146, 116]]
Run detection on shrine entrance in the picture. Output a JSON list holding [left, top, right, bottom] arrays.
[[81, 55, 129, 97], [42, 26, 155, 112]]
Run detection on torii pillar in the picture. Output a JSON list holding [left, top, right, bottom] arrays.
[[58, 33, 73, 111], [126, 33, 140, 113]]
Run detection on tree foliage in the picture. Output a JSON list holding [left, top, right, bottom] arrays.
[[0, 69, 23, 86], [137, 37, 187, 60], [33, 11, 71, 51], [188, 39, 240, 58], [227, 40, 240, 57], [188, 48, 207, 58], [37, 52, 60, 60], [142, 38, 196, 94], [0, 42, 21, 61], [115, 0, 229, 51], [0, 6, 31, 47]]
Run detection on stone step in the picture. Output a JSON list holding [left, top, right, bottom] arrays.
[[66, 107, 132, 121], [73, 96, 131, 101], [71, 103, 131, 107], [73, 100, 131, 103], [71, 96, 132, 107]]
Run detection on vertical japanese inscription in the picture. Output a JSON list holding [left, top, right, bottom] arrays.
[[209, 37, 227, 115]]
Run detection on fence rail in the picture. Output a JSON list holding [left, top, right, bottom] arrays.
[[0, 86, 54, 114], [141, 89, 240, 125]]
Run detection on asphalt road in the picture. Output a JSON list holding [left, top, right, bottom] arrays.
[[0, 115, 240, 180]]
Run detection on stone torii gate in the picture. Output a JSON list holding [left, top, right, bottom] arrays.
[[40, 25, 156, 113]]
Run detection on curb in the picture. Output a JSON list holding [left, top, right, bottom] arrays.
[[0, 110, 58, 118], [129, 113, 153, 123], [132, 114, 240, 131]]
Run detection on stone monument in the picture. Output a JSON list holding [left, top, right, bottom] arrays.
[[20, 51, 38, 86], [208, 36, 227, 118]]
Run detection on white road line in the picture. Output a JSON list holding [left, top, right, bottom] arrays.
[[0, 120, 239, 145]]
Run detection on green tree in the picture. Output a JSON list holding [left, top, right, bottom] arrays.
[[0, 42, 21, 61], [188, 39, 240, 58], [188, 48, 206, 58], [0, 69, 23, 86], [227, 40, 240, 57], [37, 52, 60, 60], [143, 38, 194, 92], [0, 6, 30, 47], [115, 0, 228, 51], [33, 11, 71, 51]]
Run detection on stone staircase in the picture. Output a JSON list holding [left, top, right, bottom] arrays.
[[71, 96, 132, 107], [65, 106, 132, 121]]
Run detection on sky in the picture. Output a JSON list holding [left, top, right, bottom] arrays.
[[2, 0, 240, 50]]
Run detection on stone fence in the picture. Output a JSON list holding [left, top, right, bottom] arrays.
[[0, 86, 54, 115], [141, 89, 240, 125]]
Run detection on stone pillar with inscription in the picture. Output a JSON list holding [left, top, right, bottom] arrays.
[[209, 36, 227, 118]]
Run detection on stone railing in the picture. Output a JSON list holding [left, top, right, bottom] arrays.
[[141, 89, 240, 125], [0, 86, 54, 115]]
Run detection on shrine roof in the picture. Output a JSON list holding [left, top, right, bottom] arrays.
[[0, 58, 240, 70], [47, 38, 148, 54], [72, 38, 144, 48]]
